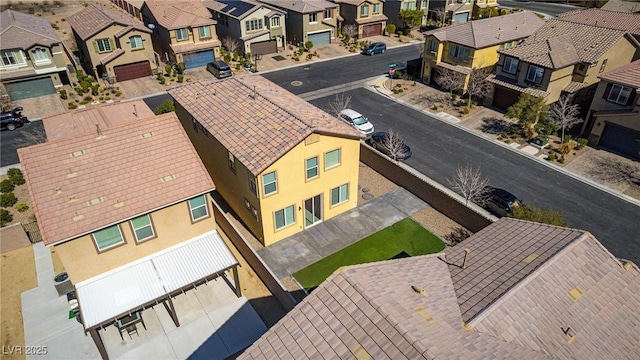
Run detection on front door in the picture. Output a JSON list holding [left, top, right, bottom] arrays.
[[304, 195, 322, 228]]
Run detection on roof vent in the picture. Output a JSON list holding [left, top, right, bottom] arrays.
[[411, 285, 428, 297], [55, 187, 62, 195], [414, 306, 436, 324], [462, 248, 471, 269], [161, 175, 176, 182], [114, 200, 124, 208], [73, 212, 84, 222], [68, 196, 77, 203], [87, 197, 104, 206], [141, 132, 154, 139], [568, 286, 584, 302], [70, 150, 85, 158], [523, 253, 539, 263], [66, 168, 77, 178], [351, 344, 371, 360]]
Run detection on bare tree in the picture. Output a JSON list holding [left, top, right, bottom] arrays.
[[13, 127, 48, 149], [448, 163, 490, 206], [221, 36, 241, 54], [465, 66, 494, 108], [329, 92, 352, 119], [342, 24, 358, 44], [381, 130, 406, 161], [435, 69, 465, 104], [548, 94, 582, 142], [433, 7, 447, 27], [444, 227, 473, 246]]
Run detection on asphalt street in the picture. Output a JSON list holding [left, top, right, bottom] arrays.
[[0, 121, 44, 167], [311, 88, 640, 262], [497, 0, 579, 16]]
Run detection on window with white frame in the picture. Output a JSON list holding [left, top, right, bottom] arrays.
[[262, 171, 277, 195], [271, 16, 281, 27], [31, 48, 48, 62], [325, 149, 341, 169], [503, 57, 518, 74], [607, 84, 632, 105], [306, 156, 319, 180], [274, 205, 295, 230], [176, 28, 188, 41], [309, 12, 318, 23], [373, 3, 380, 13], [427, 39, 437, 52], [526, 65, 544, 84], [448, 44, 469, 61], [246, 19, 263, 31], [92, 225, 124, 251], [130, 214, 155, 242], [361, 4, 369, 17], [1, 50, 25, 66], [331, 183, 349, 206], [188, 195, 209, 221], [129, 35, 143, 49], [96, 38, 112, 52], [199, 26, 211, 38], [324, 9, 332, 19]]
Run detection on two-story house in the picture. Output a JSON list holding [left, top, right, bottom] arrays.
[[334, 0, 388, 38], [581, 59, 640, 160], [205, 0, 287, 55], [0, 10, 71, 100], [429, 0, 475, 25], [473, 0, 499, 19], [141, 0, 221, 69], [422, 11, 544, 93], [383, 0, 431, 29], [258, 0, 339, 47], [109, 0, 144, 20], [168, 76, 363, 246], [488, 19, 640, 111], [67, 3, 157, 83]]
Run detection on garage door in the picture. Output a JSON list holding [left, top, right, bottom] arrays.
[[4, 77, 55, 100], [454, 12, 469, 24], [250, 40, 277, 56], [599, 123, 640, 160], [307, 31, 331, 47], [492, 86, 520, 111], [362, 23, 382, 37], [183, 50, 215, 69], [114, 61, 151, 82]]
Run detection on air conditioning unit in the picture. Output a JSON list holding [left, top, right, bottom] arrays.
[[53, 272, 74, 297]]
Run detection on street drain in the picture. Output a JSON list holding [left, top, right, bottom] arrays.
[[291, 81, 303, 86]]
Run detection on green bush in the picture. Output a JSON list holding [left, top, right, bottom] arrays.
[[176, 63, 186, 74], [164, 64, 172, 76], [562, 135, 572, 143], [233, 53, 239, 61], [59, 89, 68, 100], [154, 99, 175, 115], [16, 203, 29, 212], [223, 54, 231, 63], [157, 74, 166, 84], [177, 74, 184, 83], [245, 53, 251, 60], [547, 152, 556, 161], [0, 180, 14, 193], [68, 102, 78, 109], [0, 209, 12, 226], [386, 24, 396, 35], [402, 26, 411, 35], [91, 84, 99, 96], [74, 87, 83, 96], [305, 41, 313, 50], [7, 169, 25, 186], [1, 193, 17, 208], [576, 138, 588, 149], [509, 205, 570, 227]]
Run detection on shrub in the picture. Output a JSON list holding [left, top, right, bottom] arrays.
[[176, 62, 186, 74], [223, 54, 232, 63], [7, 169, 25, 186], [386, 24, 396, 35], [154, 99, 175, 115], [157, 74, 166, 84], [16, 203, 29, 212], [177, 74, 184, 83], [307, 53, 313, 60], [245, 53, 251, 60], [0, 180, 14, 193], [298, 47, 304, 55], [68, 102, 78, 109], [576, 138, 588, 149], [0, 209, 12, 226], [83, 95, 93, 102], [74, 87, 83, 96], [1, 193, 17, 208], [402, 26, 411, 36], [79, 100, 89, 105], [59, 89, 67, 100], [115, 92, 121, 97], [558, 140, 575, 155], [509, 205, 570, 227], [431, 105, 438, 110], [80, 80, 92, 91], [558, 155, 565, 164], [235, 63, 242, 70], [164, 64, 172, 76], [305, 41, 313, 50], [562, 135, 572, 143], [547, 152, 556, 161], [463, 106, 470, 114]]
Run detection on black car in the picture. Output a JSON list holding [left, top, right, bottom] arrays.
[[367, 131, 412, 160], [484, 187, 523, 217], [0, 107, 26, 131]]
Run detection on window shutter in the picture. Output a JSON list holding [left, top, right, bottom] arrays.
[[602, 83, 612, 99], [626, 89, 636, 106], [108, 38, 115, 52], [92, 40, 99, 53]]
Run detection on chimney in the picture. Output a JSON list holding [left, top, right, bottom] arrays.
[[462, 248, 471, 269], [96, 124, 102, 137], [133, 104, 138, 118]]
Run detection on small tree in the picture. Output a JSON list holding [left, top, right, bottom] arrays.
[[508, 205, 570, 227], [465, 66, 493, 108], [329, 92, 352, 119], [0, 209, 13, 227], [433, 7, 447, 27], [386, 23, 396, 36], [0, 180, 15, 193], [506, 93, 548, 140], [342, 24, 358, 44], [399, 9, 424, 31], [448, 163, 490, 206], [435, 69, 465, 104], [221, 36, 241, 55], [548, 94, 582, 142], [381, 130, 406, 161], [305, 41, 314, 51], [154, 99, 175, 115]]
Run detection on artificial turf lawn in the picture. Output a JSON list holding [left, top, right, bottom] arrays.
[[293, 218, 445, 291]]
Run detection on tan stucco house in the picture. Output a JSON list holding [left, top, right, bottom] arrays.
[[382, 0, 432, 29], [334, 0, 388, 38]]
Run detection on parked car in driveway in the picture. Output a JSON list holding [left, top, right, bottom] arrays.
[[1, 107, 26, 131], [367, 131, 412, 160], [483, 187, 522, 217], [362, 42, 386, 55], [339, 109, 374, 136], [206, 61, 232, 79]]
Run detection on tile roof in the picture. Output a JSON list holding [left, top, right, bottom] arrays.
[[446, 218, 585, 322], [563, 81, 589, 93], [487, 74, 550, 98], [0, 10, 61, 50], [499, 19, 627, 69], [601, 0, 640, 13], [423, 11, 544, 49], [170, 40, 221, 54], [67, 3, 151, 41], [18, 112, 214, 245], [436, 61, 472, 75], [556, 8, 640, 35], [99, 48, 125, 65], [355, 14, 389, 25], [257, 0, 337, 14], [42, 99, 156, 141], [143, 0, 217, 30], [167, 76, 362, 175], [0, 68, 36, 81], [598, 58, 640, 88]]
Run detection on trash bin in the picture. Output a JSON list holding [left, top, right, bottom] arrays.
[[54, 272, 74, 297]]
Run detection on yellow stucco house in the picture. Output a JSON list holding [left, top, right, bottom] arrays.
[[168, 76, 363, 246], [422, 11, 543, 93]]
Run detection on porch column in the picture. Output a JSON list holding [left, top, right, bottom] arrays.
[[89, 328, 109, 360], [232, 265, 242, 298], [163, 298, 180, 327]]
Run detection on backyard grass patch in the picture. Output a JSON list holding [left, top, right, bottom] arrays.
[[294, 218, 445, 291]]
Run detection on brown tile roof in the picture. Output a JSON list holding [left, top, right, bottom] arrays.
[[487, 74, 550, 98], [170, 40, 221, 54], [598, 58, 640, 87], [18, 113, 214, 245], [143, 0, 217, 30], [563, 81, 589, 93], [424, 11, 544, 50], [447, 218, 585, 322], [42, 100, 156, 141], [436, 61, 472, 75], [499, 19, 627, 69], [167, 76, 362, 175], [67, 3, 151, 41], [557, 8, 640, 35], [355, 14, 389, 25], [471, 233, 640, 359], [601, 0, 640, 13], [257, 0, 338, 14], [99, 48, 125, 65], [0, 68, 36, 81], [0, 10, 61, 50]]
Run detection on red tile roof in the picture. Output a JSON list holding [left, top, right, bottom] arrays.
[[598, 58, 640, 87], [67, 3, 151, 41], [557, 8, 640, 35], [168, 76, 363, 175], [143, 0, 217, 30], [19, 113, 215, 245]]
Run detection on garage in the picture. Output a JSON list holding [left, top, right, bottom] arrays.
[[492, 86, 520, 111], [183, 50, 215, 69], [599, 123, 640, 160], [4, 77, 56, 100], [307, 31, 331, 47], [362, 23, 382, 37], [250, 40, 277, 56], [113, 61, 151, 82], [454, 12, 470, 24]]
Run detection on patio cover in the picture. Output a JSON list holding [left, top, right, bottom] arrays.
[[75, 229, 239, 330]]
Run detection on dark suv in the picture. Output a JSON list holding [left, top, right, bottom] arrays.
[[484, 187, 522, 217], [206, 61, 232, 79], [0, 107, 26, 131]]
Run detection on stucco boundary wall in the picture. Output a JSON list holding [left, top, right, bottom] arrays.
[[359, 143, 494, 233], [211, 199, 298, 312]]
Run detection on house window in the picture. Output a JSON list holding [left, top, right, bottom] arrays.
[[421, 0, 427, 8], [309, 12, 318, 23], [526, 65, 544, 84], [361, 4, 369, 17], [92, 225, 124, 251], [599, 59, 608, 73], [404, 1, 416, 9], [188, 195, 209, 221], [427, 40, 437, 52], [306, 156, 319, 180], [1, 50, 25, 66], [607, 84, 632, 105], [325, 149, 341, 169], [176, 28, 188, 41], [96, 38, 112, 53], [503, 57, 519, 75], [271, 16, 280, 27], [198, 26, 211, 39], [448, 44, 469, 61], [129, 35, 143, 49], [228, 151, 236, 173], [324, 9, 332, 19], [249, 175, 257, 195], [373, 3, 380, 13], [31, 48, 48, 62], [262, 171, 277, 195], [274, 205, 295, 230], [130, 214, 155, 242], [331, 183, 349, 206], [246, 19, 263, 31], [499, 43, 505, 50]]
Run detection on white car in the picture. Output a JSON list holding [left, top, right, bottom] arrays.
[[338, 109, 374, 136]]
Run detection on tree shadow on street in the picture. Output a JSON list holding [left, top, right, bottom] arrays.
[[587, 155, 640, 186], [479, 117, 516, 135]]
